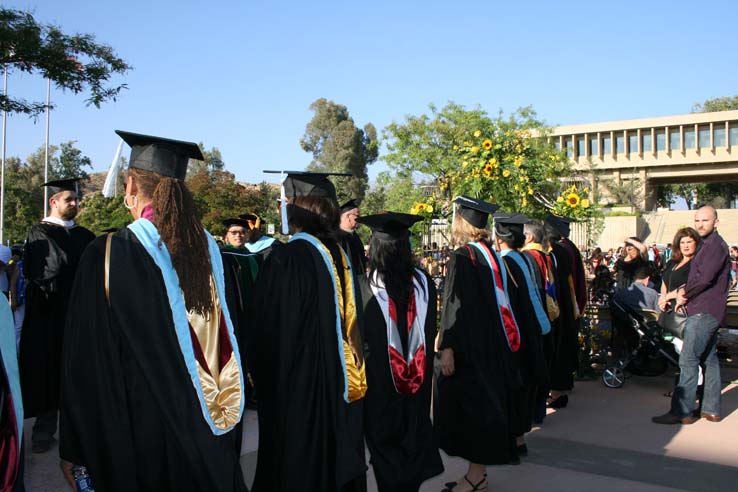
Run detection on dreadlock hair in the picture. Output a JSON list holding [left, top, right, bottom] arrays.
[[129, 167, 213, 314], [367, 232, 425, 306]]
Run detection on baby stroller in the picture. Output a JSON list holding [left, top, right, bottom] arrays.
[[601, 299, 680, 388]]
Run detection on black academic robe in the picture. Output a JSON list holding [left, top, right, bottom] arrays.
[[245, 238, 366, 492], [341, 232, 367, 276], [501, 253, 548, 436], [360, 272, 443, 492], [548, 242, 579, 391], [59, 229, 247, 492], [435, 244, 519, 465], [19, 222, 94, 417]]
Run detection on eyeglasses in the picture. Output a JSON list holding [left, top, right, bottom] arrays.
[[228, 230, 246, 235]]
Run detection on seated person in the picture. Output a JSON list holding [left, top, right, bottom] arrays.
[[611, 265, 660, 350]]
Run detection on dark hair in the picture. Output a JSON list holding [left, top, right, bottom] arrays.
[[543, 222, 561, 244], [287, 196, 339, 240], [367, 233, 425, 305], [496, 228, 525, 249], [633, 265, 653, 280], [670, 227, 701, 263], [591, 264, 613, 292], [129, 168, 213, 314]]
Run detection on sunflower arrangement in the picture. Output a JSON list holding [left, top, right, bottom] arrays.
[[448, 126, 567, 213], [410, 201, 434, 216], [552, 184, 596, 220]]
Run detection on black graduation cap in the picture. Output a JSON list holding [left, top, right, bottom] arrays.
[[223, 218, 250, 230], [264, 170, 352, 234], [494, 212, 530, 238], [453, 196, 498, 229], [238, 213, 261, 230], [545, 213, 574, 237], [340, 199, 359, 213], [42, 178, 81, 196], [358, 212, 423, 239], [264, 170, 351, 201], [116, 130, 204, 181]]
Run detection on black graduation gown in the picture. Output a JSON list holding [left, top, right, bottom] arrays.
[[59, 229, 247, 492], [501, 253, 548, 436], [340, 232, 367, 276], [548, 242, 578, 391], [360, 272, 443, 492], [245, 238, 366, 492], [435, 244, 519, 465], [19, 222, 94, 417]]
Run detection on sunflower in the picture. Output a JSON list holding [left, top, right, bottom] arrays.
[[566, 193, 580, 207], [482, 139, 493, 150], [471, 146, 480, 154], [556, 196, 564, 203], [502, 169, 511, 178], [483, 163, 493, 177], [581, 198, 590, 209], [473, 130, 482, 138]]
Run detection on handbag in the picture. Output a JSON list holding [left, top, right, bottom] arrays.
[[658, 304, 687, 339]]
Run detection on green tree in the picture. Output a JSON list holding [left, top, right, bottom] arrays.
[[2, 156, 44, 243], [54, 140, 92, 179], [76, 193, 131, 234], [383, 102, 568, 216], [691, 94, 738, 113], [300, 98, 378, 203], [187, 145, 225, 176], [187, 169, 254, 236], [383, 102, 493, 178], [0, 7, 131, 116]]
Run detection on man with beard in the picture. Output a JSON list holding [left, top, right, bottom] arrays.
[[338, 199, 367, 275], [19, 178, 95, 453]]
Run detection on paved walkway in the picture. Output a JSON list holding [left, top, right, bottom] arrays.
[[23, 364, 738, 491]]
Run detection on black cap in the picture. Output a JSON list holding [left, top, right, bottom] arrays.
[[223, 218, 250, 230], [454, 196, 498, 229], [545, 213, 573, 237], [264, 170, 351, 203], [116, 130, 204, 181], [340, 199, 359, 213], [358, 212, 423, 239], [42, 178, 81, 196], [494, 212, 530, 239]]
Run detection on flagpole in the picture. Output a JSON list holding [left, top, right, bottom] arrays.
[[0, 64, 7, 244], [43, 78, 51, 217]]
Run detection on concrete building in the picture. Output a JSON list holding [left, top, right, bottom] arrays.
[[550, 110, 738, 211]]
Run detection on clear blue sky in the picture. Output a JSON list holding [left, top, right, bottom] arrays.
[[4, 0, 738, 185]]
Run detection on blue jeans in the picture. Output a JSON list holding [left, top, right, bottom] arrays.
[[670, 313, 721, 417]]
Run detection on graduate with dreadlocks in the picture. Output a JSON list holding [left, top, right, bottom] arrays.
[[357, 212, 443, 492], [60, 131, 247, 491]]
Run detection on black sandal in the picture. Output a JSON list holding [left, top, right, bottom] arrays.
[[445, 472, 486, 489], [443, 474, 487, 492]]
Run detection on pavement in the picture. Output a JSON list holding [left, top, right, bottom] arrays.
[[21, 362, 738, 492]]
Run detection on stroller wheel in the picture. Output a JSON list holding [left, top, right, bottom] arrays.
[[602, 366, 626, 388]]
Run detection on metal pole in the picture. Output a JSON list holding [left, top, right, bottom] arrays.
[[44, 78, 51, 217], [0, 64, 7, 244]]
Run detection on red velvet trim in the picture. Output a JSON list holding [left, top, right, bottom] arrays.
[[188, 324, 212, 377], [218, 314, 233, 371]]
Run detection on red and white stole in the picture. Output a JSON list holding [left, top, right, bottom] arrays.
[[370, 270, 428, 395], [468, 241, 521, 352]]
